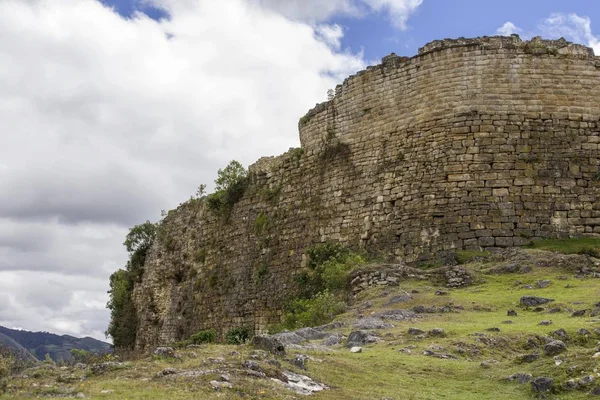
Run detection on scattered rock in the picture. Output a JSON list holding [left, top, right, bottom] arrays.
[[295, 327, 329, 341], [156, 368, 177, 377], [517, 354, 540, 363], [322, 333, 344, 347], [507, 309, 518, 317], [291, 355, 309, 370], [486, 327, 500, 332], [539, 320, 553, 326], [502, 320, 513, 324], [435, 290, 448, 296], [242, 360, 260, 371], [579, 375, 595, 386], [350, 347, 362, 353], [551, 329, 569, 340], [210, 380, 233, 390], [480, 360, 498, 369], [375, 309, 417, 321], [278, 371, 328, 395], [571, 309, 588, 317], [544, 340, 567, 356], [352, 317, 394, 330], [591, 387, 600, 396], [153, 347, 178, 359], [252, 335, 286, 356], [272, 332, 305, 346], [592, 352, 600, 358], [423, 350, 457, 360], [531, 377, 554, 393], [520, 296, 554, 307], [506, 373, 532, 384], [537, 280, 552, 288], [488, 263, 530, 274], [386, 291, 412, 305], [428, 328, 446, 337], [548, 307, 562, 313], [346, 331, 379, 347], [407, 328, 425, 336], [90, 362, 124, 375]]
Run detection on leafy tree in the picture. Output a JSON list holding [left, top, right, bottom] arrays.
[[215, 160, 247, 192], [123, 221, 157, 255], [206, 160, 249, 214], [106, 222, 157, 350]]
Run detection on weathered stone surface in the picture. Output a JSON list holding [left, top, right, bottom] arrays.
[[130, 35, 600, 351], [346, 331, 378, 348], [520, 296, 554, 307], [252, 335, 285, 356], [506, 373, 532, 384], [531, 377, 554, 393], [544, 340, 567, 356]]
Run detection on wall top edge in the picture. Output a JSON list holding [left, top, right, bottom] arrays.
[[299, 35, 597, 127]]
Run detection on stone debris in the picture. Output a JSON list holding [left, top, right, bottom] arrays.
[[520, 296, 554, 307], [352, 317, 394, 330], [531, 377, 554, 393], [346, 331, 379, 347], [273, 371, 328, 395], [252, 335, 286, 356], [506, 373, 532, 384], [543, 340, 567, 356]]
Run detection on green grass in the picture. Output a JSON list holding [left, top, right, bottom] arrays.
[[3, 248, 600, 399], [528, 237, 600, 257]]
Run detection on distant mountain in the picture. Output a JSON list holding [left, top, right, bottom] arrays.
[[0, 326, 112, 362], [0, 331, 37, 361]]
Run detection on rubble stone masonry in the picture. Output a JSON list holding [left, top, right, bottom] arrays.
[[132, 36, 600, 351]]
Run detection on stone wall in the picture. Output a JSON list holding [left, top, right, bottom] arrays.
[[132, 36, 600, 351]]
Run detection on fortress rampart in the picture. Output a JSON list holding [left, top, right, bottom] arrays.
[[132, 36, 600, 350]]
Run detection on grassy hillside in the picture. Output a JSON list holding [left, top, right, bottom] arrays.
[[2, 246, 600, 399]]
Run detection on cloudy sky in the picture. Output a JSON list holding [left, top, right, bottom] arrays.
[[1, 0, 599, 342]]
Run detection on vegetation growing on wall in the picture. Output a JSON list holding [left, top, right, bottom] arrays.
[[205, 160, 249, 216], [106, 221, 157, 350], [275, 243, 367, 330]]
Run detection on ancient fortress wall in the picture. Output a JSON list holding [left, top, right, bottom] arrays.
[[132, 36, 600, 351]]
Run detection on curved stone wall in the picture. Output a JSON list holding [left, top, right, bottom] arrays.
[[132, 36, 600, 351]]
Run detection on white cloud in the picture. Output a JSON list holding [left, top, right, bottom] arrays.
[[316, 24, 345, 50], [242, 0, 422, 30], [0, 0, 374, 340], [496, 21, 522, 36], [362, 0, 423, 30], [539, 13, 599, 54], [494, 13, 599, 56]]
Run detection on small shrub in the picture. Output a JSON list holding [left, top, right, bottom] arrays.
[[195, 249, 206, 264], [206, 192, 225, 212], [254, 262, 269, 284], [254, 213, 269, 235], [70, 349, 91, 363], [577, 246, 600, 258], [190, 329, 216, 344], [282, 290, 345, 330], [226, 326, 253, 345], [297, 243, 365, 298]]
